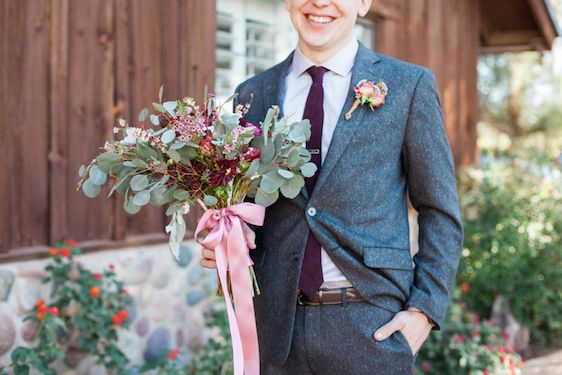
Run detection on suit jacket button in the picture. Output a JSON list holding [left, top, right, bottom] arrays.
[[307, 207, 317, 217], [292, 253, 299, 260]]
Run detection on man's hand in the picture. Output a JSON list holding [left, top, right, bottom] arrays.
[[200, 247, 217, 269], [373, 308, 433, 354]]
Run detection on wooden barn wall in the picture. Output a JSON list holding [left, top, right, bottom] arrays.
[[371, 0, 480, 166], [0, 0, 216, 261]]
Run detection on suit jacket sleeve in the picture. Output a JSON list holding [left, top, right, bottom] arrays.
[[402, 69, 464, 329]]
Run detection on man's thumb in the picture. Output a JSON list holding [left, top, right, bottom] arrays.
[[373, 316, 402, 341]]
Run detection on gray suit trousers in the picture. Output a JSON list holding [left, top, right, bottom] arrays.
[[262, 301, 416, 375]]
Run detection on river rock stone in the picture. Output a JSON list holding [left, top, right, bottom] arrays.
[[188, 267, 203, 285], [176, 327, 185, 347], [151, 267, 171, 289], [18, 280, 42, 312], [21, 320, 39, 342], [126, 299, 138, 322], [175, 244, 193, 268], [186, 289, 206, 306], [136, 316, 150, 337], [123, 257, 153, 284], [64, 345, 89, 368], [152, 294, 169, 322], [0, 313, 16, 355], [144, 327, 170, 362], [0, 270, 15, 301], [187, 322, 204, 352]]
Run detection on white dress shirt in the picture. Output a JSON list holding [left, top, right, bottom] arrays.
[[283, 38, 359, 289]]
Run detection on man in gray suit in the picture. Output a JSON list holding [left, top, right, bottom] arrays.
[[201, 0, 463, 373]]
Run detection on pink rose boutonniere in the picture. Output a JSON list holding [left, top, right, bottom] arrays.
[[344, 79, 388, 120]]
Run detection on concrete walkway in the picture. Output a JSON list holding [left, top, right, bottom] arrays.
[[522, 349, 562, 375]]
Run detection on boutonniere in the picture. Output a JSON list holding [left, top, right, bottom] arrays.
[[344, 79, 388, 120]]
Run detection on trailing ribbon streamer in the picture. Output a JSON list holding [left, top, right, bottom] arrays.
[[194, 203, 265, 375]]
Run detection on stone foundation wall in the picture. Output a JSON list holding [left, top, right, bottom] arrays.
[[0, 242, 218, 374]]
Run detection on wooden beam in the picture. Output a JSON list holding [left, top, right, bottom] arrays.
[[486, 29, 543, 46], [527, 0, 558, 47]]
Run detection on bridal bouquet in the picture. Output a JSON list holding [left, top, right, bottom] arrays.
[[77, 87, 315, 375]]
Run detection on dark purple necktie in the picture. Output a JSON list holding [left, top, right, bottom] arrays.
[[299, 66, 327, 298]]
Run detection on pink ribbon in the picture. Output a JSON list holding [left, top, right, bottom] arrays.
[[195, 202, 265, 375]]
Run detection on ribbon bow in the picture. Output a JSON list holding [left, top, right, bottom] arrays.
[[195, 203, 266, 375]]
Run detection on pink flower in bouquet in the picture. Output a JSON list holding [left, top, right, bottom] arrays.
[[172, 114, 206, 142], [354, 80, 381, 99]]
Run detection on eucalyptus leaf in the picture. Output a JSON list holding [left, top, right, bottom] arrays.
[[177, 147, 197, 161], [169, 141, 187, 150], [89, 166, 107, 185], [152, 102, 166, 113], [277, 168, 294, 179], [255, 187, 279, 207], [167, 149, 181, 162], [280, 175, 304, 198], [262, 108, 275, 142], [165, 210, 188, 260], [163, 101, 177, 117], [79, 165, 86, 177], [161, 129, 176, 144], [123, 198, 141, 214], [288, 126, 306, 143], [165, 205, 180, 216], [136, 142, 159, 161], [131, 159, 149, 168], [204, 195, 218, 207], [244, 159, 260, 178], [150, 186, 170, 206], [286, 149, 300, 168], [138, 107, 149, 122], [172, 189, 190, 201], [130, 175, 149, 191], [132, 190, 151, 206], [150, 114, 160, 126], [158, 84, 164, 102], [260, 169, 285, 194], [300, 162, 318, 178], [96, 152, 122, 174], [82, 179, 101, 198]]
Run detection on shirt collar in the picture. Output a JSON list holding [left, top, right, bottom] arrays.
[[292, 38, 359, 77]]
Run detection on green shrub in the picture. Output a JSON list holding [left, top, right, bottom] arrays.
[[416, 288, 523, 375], [457, 157, 562, 346]]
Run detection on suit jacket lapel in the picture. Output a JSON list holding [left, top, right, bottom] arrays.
[[261, 52, 294, 119], [310, 43, 381, 198]]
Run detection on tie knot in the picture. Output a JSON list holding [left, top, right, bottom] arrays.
[[307, 66, 327, 83]]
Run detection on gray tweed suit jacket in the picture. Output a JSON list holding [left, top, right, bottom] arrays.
[[234, 42, 463, 366]]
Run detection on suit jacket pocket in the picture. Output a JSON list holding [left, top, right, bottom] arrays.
[[363, 247, 413, 270]]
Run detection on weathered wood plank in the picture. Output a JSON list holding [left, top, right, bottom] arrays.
[[65, 0, 115, 240], [0, 0, 50, 251]]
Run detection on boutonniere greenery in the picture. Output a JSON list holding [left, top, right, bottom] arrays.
[[344, 79, 388, 120]]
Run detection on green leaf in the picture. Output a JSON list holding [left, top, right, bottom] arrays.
[[288, 126, 306, 143], [96, 152, 122, 174], [161, 129, 176, 144], [78, 164, 86, 177], [130, 175, 149, 191], [177, 147, 197, 161], [132, 190, 151, 206], [251, 136, 275, 164], [136, 142, 159, 161], [280, 175, 304, 198], [138, 107, 149, 122], [123, 198, 141, 214], [169, 141, 187, 150], [163, 101, 177, 117], [262, 108, 275, 141], [150, 114, 160, 126], [255, 188, 279, 207], [260, 169, 285, 194], [89, 165, 107, 185], [277, 168, 294, 179], [167, 149, 181, 162], [131, 159, 149, 168], [204, 195, 218, 206], [172, 189, 190, 201], [300, 162, 318, 178], [152, 102, 166, 113], [244, 159, 260, 178], [286, 149, 300, 168], [82, 179, 101, 198], [158, 84, 164, 102]]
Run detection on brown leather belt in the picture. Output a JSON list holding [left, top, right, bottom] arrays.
[[297, 287, 365, 306]]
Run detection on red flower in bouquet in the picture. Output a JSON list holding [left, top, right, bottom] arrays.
[[209, 158, 239, 187]]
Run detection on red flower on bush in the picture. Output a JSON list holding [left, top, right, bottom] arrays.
[[49, 248, 59, 257], [421, 361, 431, 373], [453, 334, 466, 344], [112, 309, 129, 325], [66, 239, 78, 247], [460, 283, 470, 293], [89, 286, 100, 298], [168, 348, 180, 360], [60, 248, 71, 257], [93, 272, 103, 280], [108, 263, 115, 271]]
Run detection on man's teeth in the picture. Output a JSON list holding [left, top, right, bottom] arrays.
[[307, 15, 332, 24]]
